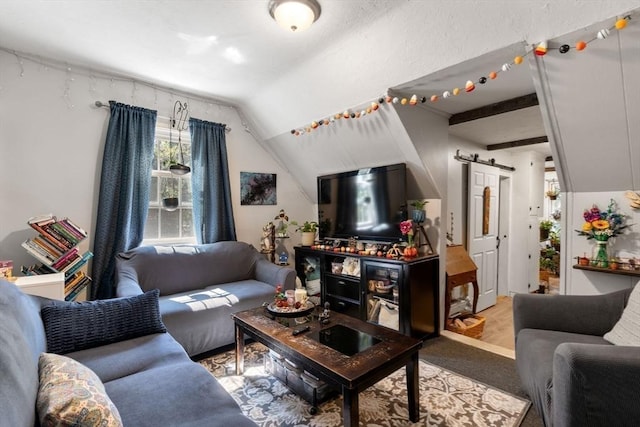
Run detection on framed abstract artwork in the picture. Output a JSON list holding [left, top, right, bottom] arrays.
[[240, 172, 277, 205]]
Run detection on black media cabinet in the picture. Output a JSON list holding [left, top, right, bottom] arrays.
[[294, 246, 439, 340]]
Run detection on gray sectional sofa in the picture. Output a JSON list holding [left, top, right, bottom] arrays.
[[116, 241, 296, 356], [513, 287, 640, 427], [0, 279, 257, 427]]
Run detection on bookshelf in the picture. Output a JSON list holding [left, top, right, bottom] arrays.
[[14, 272, 65, 300], [22, 214, 93, 301]]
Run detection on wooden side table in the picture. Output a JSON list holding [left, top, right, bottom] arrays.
[[445, 245, 479, 322]]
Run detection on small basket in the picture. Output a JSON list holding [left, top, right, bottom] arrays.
[[446, 314, 485, 339]]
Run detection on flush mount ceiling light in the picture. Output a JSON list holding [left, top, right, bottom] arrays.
[[269, 0, 321, 32]]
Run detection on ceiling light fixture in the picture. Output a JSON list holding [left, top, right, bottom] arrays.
[[269, 0, 321, 32]]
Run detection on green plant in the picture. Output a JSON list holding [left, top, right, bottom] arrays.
[[290, 220, 318, 233], [410, 200, 428, 210], [540, 248, 559, 273], [549, 230, 560, 248], [540, 220, 554, 232], [539, 257, 554, 270]]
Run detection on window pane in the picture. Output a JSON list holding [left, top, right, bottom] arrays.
[[160, 209, 180, 238], [151, 143, 159, 171], [179, 141, 191, 166], [145, 126, 194, 245], [180, 177, 192, 202], [149, 176, 158, 203], [182, 209, 194, 237], [158, 139, 178, 171], [144, 208, 159, 239], [161, 176, 179, 199]]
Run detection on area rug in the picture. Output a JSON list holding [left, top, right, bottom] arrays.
[[199, 342, 530, 427]]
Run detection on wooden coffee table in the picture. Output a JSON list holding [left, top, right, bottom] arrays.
[[232, 306, 422, 427]]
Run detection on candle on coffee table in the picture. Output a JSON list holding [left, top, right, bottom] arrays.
[[294, 288, 307, 304]]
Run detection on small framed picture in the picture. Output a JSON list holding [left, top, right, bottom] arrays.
[[240, 172, 277, 205]]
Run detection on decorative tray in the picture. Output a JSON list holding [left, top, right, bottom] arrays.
[[265, 301, 315, 318]]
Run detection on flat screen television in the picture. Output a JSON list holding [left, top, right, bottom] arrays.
[[317, 163, 408, 242]]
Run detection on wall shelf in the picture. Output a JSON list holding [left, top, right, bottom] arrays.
[[573, 264, 640, 278]]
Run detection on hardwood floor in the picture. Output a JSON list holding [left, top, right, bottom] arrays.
[[450, 272, 560, 355], [476, 295, 515, 351], [441, 295, 515, 359]]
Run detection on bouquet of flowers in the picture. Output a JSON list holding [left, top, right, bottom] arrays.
[[399, 219, 414, 246], [399, 219, 418, 258], [575, 199, 628, 242]]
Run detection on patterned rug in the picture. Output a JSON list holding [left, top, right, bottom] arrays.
[[199, 342, 530, 427]]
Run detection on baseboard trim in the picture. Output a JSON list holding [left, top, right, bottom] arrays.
[[440, 330, 515, 360]]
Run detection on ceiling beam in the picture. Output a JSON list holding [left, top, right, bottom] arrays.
[[449, 93, 539, 126], [486, 136, 548, 151]]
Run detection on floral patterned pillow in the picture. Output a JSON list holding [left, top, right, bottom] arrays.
[[37, 353, 123, 427]]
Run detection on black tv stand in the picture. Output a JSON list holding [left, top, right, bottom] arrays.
[[294, 246, 439, 340]]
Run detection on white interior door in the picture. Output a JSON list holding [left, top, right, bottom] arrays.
[[467, 163, 499, 312]]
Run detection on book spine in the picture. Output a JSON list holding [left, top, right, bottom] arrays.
[[52, 248, 80, 270], [64, 271, 85, 294], [27, 214, 54, 225], [60, 255, 83, 274], [36, 264, 55, 275], [64, 252, 93, 278], [25, 239, 57, 262], [65, 277, 91, 301], [60, 218, 88, 239], [33, 236, 64, 259], [21, 241, 54, 266], [50, 222, 80, 246], [41, 223, 74, 250], [29, 222, 70, 252], [22, 264, 54, 275], [57, 220, 85, 241]]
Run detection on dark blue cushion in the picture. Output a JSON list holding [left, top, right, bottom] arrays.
[[42, 289, 166, 354]]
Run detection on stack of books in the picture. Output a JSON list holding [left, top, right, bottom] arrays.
[[22, 214, 93, 301]]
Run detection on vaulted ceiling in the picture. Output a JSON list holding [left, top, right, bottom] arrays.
[[1, 1, 639, 194]]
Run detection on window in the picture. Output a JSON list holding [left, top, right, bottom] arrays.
[[143, 124, 196, 245]]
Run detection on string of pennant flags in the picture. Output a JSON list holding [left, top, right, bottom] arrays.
[[290, 15, 632, 137]]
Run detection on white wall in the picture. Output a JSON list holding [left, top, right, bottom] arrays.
[[0, 50, 312, 276]]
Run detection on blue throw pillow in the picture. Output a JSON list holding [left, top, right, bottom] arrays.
[[42, 289, 166, 354]]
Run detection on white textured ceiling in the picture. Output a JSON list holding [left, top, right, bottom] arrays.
[[1, 0, 639, 144]]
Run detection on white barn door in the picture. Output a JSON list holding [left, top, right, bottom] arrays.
[[467, 163, 499, 312]]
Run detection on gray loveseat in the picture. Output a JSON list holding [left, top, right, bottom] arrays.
[[116, 241, 296, 356], [0, 279, 257, 427], [513, 287, 640, 427]]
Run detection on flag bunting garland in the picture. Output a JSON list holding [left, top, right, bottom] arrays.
[[289, 15, 631, 137]]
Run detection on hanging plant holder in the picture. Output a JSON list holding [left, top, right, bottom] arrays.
[[162, 197, 179, 211], [170, 100, 190, 176], [169, 163, 190, 175], [161, 175, 180, 212]]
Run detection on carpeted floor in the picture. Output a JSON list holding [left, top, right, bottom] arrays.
[[198, 336, 540, 426], [419, 337, 543, 427]]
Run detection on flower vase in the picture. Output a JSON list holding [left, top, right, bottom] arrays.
[[591, 240, 610, 268]]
